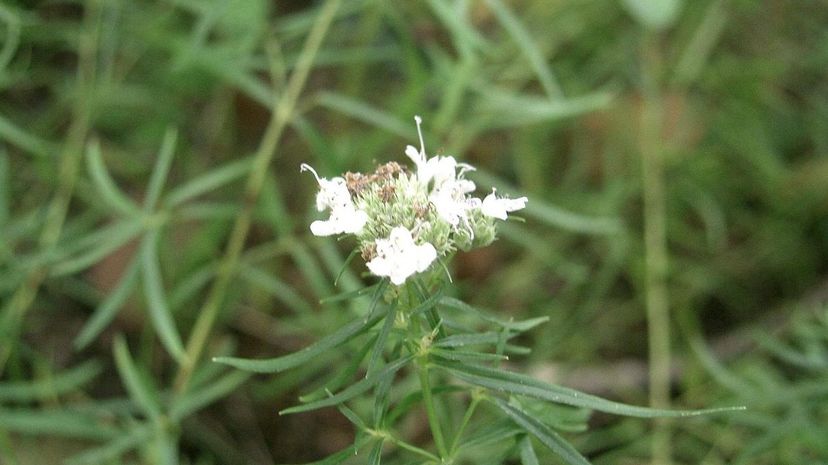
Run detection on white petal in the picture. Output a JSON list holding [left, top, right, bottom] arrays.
[[365, 227, 437, 285], [481, 191, 527, 220], [310, 219, 339, 236]]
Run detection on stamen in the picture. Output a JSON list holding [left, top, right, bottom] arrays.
[[414, 115, 426, 156], [300, 163, 322, 184]]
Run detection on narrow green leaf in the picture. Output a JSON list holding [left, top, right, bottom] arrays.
[[438, 361, 745, 418], [316, 92, 412, 139], [280, 355, 414, 415], [51, 219, 144, 276], [300, 436, 372, 465], [435, 332, 506, 348], [170, 370, 251, 421], [484, 0, 561, 98], [319, 282, 380, 304], [0, 361, 102, 401], [214, 309, 386, 373], [165, 157, 252, 207], [113, 335, 162, 422], [65, 426, 152, 465], [300, 334, 376, 403], [430, 347, 509, 363], [492, 398, 590, 465], [74, 257, 140, 349], [85, 140, 141, 216], [439, 297, 549, 331], [458, 418, 522, 449], [519, 435, 540, 465], [239, 265, 314, 314], [143, 128, 178, 212], [367, 440, 383, 465], [0, 111, 56, 158], [0, 408, 119, 440], [336, 404, 367, 430], [140, 229, 186, 362], [367, 302, 397, 375]]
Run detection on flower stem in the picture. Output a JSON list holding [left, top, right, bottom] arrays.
[[417, 356, 448, 460], [640, 30, 672, 465]]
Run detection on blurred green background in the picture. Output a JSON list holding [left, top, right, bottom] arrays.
[[1, 0, 827, 463]]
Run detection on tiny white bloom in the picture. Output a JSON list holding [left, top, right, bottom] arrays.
[[481, 188, 528, 220], [366, 226, 437, 285], [301, 163, 368, 236], [429, 178, 477, 227]]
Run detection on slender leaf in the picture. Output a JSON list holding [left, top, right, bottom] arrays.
[[518, 435, 540, 465], [435, 332, 507, 348], [484, 0, 561, 98], [143, 128, 178, 212], [140, 229, 186, 362], [51, 219, 144, 276], [170, 370, 251, 421], [214, 309, 386, 373], [0, 149, 8, 229], [491, 398, 590, 465], [113, 335, 162, 422], [367, 440, 384, 465], [165, 157, 252, 207], [437, 360, 744, 418], [0, 361, 102, 401], [74, 257, 141, 349], [319, 282, 380, 304], [66, 426, 152, 465], [367, 301, 397, 375], [85, 140, 141, 216], [0, 409, 119, 440], [430, 347, 508, 363], [280, 355, 414, 415], [439, 297, 549, 332]]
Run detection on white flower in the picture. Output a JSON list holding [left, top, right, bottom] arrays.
[[481, 188, 528, 220], [405, 116, 472, 188], [366, 226, 437, 285], [429, 178, 478, 227], [301, 163, 368, 236]]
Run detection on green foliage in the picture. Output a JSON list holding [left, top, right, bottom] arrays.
[[0, 0, 826, 463]]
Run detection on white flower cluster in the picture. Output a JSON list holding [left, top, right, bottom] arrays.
[[302, 116, 527, 285]]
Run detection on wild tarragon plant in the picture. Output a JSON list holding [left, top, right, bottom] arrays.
[[216, 117, 739, 465]]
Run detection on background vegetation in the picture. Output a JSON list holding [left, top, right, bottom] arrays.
[[1, 0, 826, 463]]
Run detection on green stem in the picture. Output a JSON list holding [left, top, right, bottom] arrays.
[[0, 0, 99, 375], [449, 394, 481, 455], [640, 31, 672, 465], [173, 0, 342, 393], [417, 356, 449, 460]]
